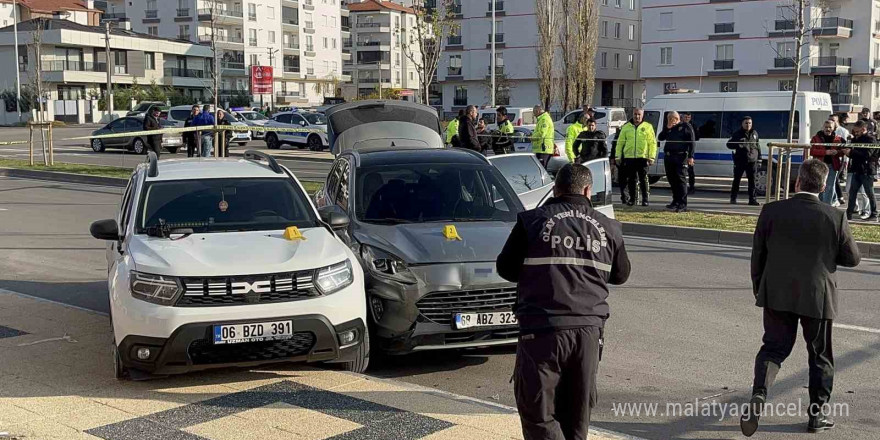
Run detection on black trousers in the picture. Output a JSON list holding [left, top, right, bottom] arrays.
[[731, 161, 758, 201], [753, 308, 834, 415], [687, 163, 695, 190], [536, 153, 552, 169], [664, 153, 688, 207], [515, 326, 600, 440], [619, 158, 650, 204], [146, 136, 162, 157], [186, 139, 196, 157]]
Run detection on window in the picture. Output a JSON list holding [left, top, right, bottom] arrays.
[[658, 12, 673, 30], [618, 84, 625, 99], [715, 8, 734, 25], [663, 82, 677, 94], [779, 80, 795, 91], [148, 26, 158, 36], [716, 44, 733, 60], [668, 111, 723, 138], [614, 22, 621, 39], [614, 53, 620, 69], [249, 29, 257, 46], [410, 72, 414, 80], [628, 54, 634, 69], [178, 24, 189, 38], [267, 6, 275, 19], [600, 52, 607, 68], [454, 86, 467, 106], [306, 35, 313, 51], [145, 52, 155, 70], [615, 0, 621, 7], [875, 80, 880, 99], [269, 31, 276, 44], [491, 155, 546, 195], [660, 47, 673, 65], [601, 0, 607, 5], [629, 0, 635, 10], [250, 54, 259, 66], [722, 111, 799, 139], [449, 54, 462, 75], [114, 51, 127, 74], [146, 0, 156, 10], [332, 38, 337, 49], [601, 20, 608, 38], [628, 24, 635, 40], [323, 37, 328, 49], [719, 81, 738, 92], [777, 41, 795, 58], [332, 61, 338, 72]]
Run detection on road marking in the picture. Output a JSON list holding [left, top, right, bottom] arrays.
[[833, 323, 880, 335]]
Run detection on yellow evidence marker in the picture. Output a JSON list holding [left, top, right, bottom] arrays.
[[284, 226, 306, 241], [443, 225, 462, 241]]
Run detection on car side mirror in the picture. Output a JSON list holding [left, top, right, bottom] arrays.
[[318, 205, 350, 230], [300, 120, 308, 127], [90, 219, 119, 240]]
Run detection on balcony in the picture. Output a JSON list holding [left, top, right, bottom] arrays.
[[774, 57, 796, 68], [248, 12, 257, 21], [447, 35, 463, 49], [177, 8, 190, 17], [304, 21, 315, 33], [874, 21, 880, 38], [447, 67, 463, 78], [713, 59, 734, 70], [811, 56, 852, 74], [359, 77, 391, 84], [813, 17, 853, 38], [486, 65, 504, 77], [306, 67, 315, 76], [488, 33, 504, 43], [249, 38, 258, 47], [829, 93, 859, 106], [281, 16, 299, 26], [769, 19, 795, 37], [198, 34, 244, 46], [104, 12, 126, 20], [145, 9, 158, 19], [164, 67, 206, 78], [283, 65, 301, 75], [221, 60, 246, 70], [487, 1, 504, 13], [283, 41, 300, 51], [276, 91, 301, 100], [713, 22, 734, 34], [41, 60, 106, 73], [198, 8, 244, 22], [452, 4, 462, 15]]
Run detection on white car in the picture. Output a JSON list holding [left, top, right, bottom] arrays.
[[234, 110, 270, 140], [509, 127, 571, 175], [264, 111, 329, 151], [89, 152, 369, 378]]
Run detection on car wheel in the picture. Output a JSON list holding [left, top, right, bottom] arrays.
[[266, 134, 280, 150], [307, 135, 323, 151], [340, 330, 370, 373], [110, 315, 129, 380], [91, 138, 105, 152], [166, 147, 178, 154], [132, 138, 146, 154]]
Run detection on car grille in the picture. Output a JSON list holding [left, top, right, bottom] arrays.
[[177, 270, 320, 307], [416, 287, 518, 325], [187, 332, 316, 365]]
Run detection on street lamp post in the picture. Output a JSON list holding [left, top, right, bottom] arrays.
[[490, 0, 496, 107]]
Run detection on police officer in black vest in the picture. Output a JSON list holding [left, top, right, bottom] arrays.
[[497, 163, 632, 440]]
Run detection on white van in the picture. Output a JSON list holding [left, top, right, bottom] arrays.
[[643, 91, 833, 191], [557, 107, 628, 137], [477, 107, 536, 130]]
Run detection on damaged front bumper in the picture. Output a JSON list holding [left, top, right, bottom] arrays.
[[367, 261, 519, 353]]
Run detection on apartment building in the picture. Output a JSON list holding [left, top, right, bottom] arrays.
[[0, 18, 212, 101], [436, 0, 643, 114], [104, 0, 346, 107], [342, 0, 421, 101], [0, 0, 103, 27], [641, 0, 880, 113]]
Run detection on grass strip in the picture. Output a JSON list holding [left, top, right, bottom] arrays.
[[616, 208, 880, 244], [0, 158, 133, 179]]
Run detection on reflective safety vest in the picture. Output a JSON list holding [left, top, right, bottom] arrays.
[[565, 121, 585, 162], [531, 112, 555, 155], [445, 118, 460, 144]]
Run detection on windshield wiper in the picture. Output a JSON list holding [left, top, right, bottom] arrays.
[[364, 218, 414, 224], [146, 219, 194, 239]]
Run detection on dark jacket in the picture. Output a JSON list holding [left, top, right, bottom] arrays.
[[183, 115, 196, 144], [573, 130, 607, 163], [687, 122, 700, 141], [457, 115, 481, 152], [143, 114, 162, 142], [496, 194, 631, 331], [848, 133, 880, 176], [726, 128, 761, 164], [809, 131, 846, 171], [860, 117, 877, 136], [751, 193, 861, 320], [658, 122, 695, 159]]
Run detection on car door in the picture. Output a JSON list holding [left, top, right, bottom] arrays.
[[536, 158, 614, 219], [107, 172, 136, 269], [316, 158, 342, 209], [487, 154, 553, 210], [511, 128, 531, 152], [103, 118, 127, 147], [121, 118, 142, 148], [288, 114, 308, 144]]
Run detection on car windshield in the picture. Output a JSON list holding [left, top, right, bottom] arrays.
[[355, 164, 521, 224], [137, 178, 318, 234], [239, 112, 267, 121], [303, 113, 327, 125]]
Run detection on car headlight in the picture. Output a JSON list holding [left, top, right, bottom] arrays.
[[315, 260, 354, 295], [361, 245, 417, 284], [129, 271, 182, 305]]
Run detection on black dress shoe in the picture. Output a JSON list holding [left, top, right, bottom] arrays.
[[675, 206, 688, 213], [625, 201, 635, 207], [740, 394, 765, 437], [730, 198, 738, 204], [808, 415, 835, 433], [641, 201, 649, 207], [665, 203, 676, 210], [748, 200, 761, 206]]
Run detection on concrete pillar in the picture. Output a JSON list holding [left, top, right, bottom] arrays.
[[77, 100, 86, 125]]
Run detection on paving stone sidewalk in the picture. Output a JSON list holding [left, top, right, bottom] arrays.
[[0, 291, 630, 440]]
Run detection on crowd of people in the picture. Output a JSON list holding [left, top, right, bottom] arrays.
[[142, 104, 236, 159]]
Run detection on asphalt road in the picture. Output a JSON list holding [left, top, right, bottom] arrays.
[[1, 176, 878, 439]]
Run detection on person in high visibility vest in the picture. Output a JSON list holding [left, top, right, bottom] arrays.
[[445, 110, 463, 147], [531, 105, 555, 168], [492, 106, 515, 154], [565, 113, 588, 162]]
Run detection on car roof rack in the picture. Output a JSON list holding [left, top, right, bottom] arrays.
[[243, 150, 283, 174], [146, 151, 159, 177]]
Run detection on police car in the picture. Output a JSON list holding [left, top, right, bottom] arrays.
[[263, 111, 330, 151], [89, 152, 368, 378]]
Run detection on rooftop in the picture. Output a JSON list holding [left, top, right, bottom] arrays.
[[143, 158, 292, 182], [347, 0, 414, 14], [0, 18, 192, 45]]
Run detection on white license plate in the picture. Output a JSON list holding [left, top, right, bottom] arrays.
[[213, 320, 293, 345], [453, 311, 517, 330]]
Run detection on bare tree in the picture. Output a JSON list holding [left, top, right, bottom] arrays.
[[27, 18, 49, 165], [578, 0, 599, 106], [535, 0, 558, 110], [483, 71, 515, 106], [402, 0, 459, 105]]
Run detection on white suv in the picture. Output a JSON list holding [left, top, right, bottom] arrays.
[[89, 152, 368, 378], [264, 111, 329, 151]]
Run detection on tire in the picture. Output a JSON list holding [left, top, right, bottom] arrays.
[[166, 147, 178, 154], [648, 175, 662, 185], [132, 138, 146, 155], [340, 330, 370, 373], [755, 165, 769, 197], [266, 134, 280, 150], [110, 316, 129, 380], [91, 138, 105, 152], [307, 135, 323, 151]]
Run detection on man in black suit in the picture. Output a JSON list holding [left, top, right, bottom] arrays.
[[742, 158, 861, 437]]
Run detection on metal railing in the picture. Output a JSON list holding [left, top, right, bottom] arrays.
[[828, 93, 859, 105], [812, 56, 852, 67], [221, 61, 245, 70], [282, 17, 299, 25], [774, 57, 796, 68], [145, 9, 158, 18], [283, 65, 301, 73], [817, 17, 853, 29], [488, 33, 504, 43], [305, 21, 314, 29], [198, 8, 243, 18], [487, 65, 504, 75], [177, 8, 190, 17], [714, 59, 734, 70], [488, 1, 504, 12], [104, 13, 126, 20], [357, 22, 383, 28], [306, 67, 315, 75], [774, 19, 795, 31], [248, 13, 257, 21], [249, 38, 258, 46], [40, 60, 106, 72], [714, 22, 734, 33], [448, 36, 462, 45], [305, 44, 315, 52], [284, 42, 300, 50], [447, 67, 462, 76], [164, 67, 206, 78], [200, 34, 244, 44], [276, 91, 301, 98]]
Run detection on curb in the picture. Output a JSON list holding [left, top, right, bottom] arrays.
[[622, 222, 880, 259], [0, 167, 128, 187]]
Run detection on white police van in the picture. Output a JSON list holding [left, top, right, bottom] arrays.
[[89, 152, 368, 378], [643, 91, 834, 192]]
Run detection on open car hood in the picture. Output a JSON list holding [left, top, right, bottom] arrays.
[[325, 100, 443, 155]]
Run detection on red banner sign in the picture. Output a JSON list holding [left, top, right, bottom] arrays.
[[251, 66, 274, 94]]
